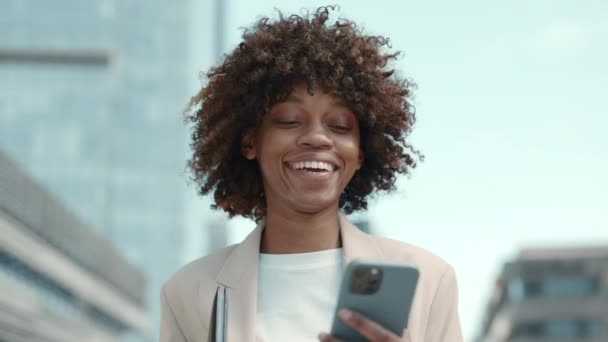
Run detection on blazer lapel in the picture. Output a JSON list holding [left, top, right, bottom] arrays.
[[213, 219, 265, 342], [339, 214, 385, 264]]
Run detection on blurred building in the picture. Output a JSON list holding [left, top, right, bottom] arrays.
[[0, 0, 197, 336], [476, 246, 608, 342], [0, 151, 149, 341]]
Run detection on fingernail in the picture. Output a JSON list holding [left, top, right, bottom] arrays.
[[339, 308, 352, 320], [318, 332, 329, 340]]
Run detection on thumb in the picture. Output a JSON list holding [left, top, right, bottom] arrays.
[[402, 328, 412, 341]]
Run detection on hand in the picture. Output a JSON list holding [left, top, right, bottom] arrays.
[[318, 309, 411, 342]]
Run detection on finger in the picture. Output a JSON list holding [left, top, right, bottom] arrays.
[[339, 309, 401, 342], [318, 332, 343, 342]]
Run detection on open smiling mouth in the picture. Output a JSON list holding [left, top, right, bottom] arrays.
[[286, 161, 338, 181]]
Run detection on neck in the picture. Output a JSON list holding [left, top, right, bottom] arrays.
[[260, 207, 342, 254]]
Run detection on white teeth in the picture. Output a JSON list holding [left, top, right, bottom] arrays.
[[291, 161, 335, 171]]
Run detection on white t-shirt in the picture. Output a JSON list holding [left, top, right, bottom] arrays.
[[256, 248, 343, 342]]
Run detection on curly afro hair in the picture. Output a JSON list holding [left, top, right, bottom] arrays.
[[185, 5, 422, 220]]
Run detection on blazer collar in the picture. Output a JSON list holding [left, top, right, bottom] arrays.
[[339, 214, 385, 264], [212, 213, 384, 341]]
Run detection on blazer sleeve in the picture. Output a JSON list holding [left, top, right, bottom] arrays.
[[424, 265, 464, 342], [160, 285, 188, 342]]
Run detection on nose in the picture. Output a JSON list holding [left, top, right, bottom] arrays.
[[297, 122, 333, 149]]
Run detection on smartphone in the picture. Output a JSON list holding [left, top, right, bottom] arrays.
[[330, 259, 419, 341]]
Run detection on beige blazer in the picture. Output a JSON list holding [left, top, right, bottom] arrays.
[[160, 216, 463, 341]]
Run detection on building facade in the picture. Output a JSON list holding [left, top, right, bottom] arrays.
[[0, 0, 193, 336], [476, 246, 608, 342], [0, 151, 149, 341]]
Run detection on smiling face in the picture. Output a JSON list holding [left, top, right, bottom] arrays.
[[242, 83, 361, 215]]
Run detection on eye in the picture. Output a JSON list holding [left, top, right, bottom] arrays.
[[274, 120, 300, 127], [327, 110, 356, 133], [329, 124, 351, 132]]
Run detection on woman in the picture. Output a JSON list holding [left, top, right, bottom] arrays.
[[161, 6, 462, 342]]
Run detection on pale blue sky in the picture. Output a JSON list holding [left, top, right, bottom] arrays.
[[190, 1, 608, 340]]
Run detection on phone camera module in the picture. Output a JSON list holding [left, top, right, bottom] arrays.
[[350, 266, 383, 295]]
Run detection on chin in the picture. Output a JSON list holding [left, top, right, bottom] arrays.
[[290, 197, 338, 214]]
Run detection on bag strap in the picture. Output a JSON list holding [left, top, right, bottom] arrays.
[[216, 285, 227, 342], [208, 285, 227, 342]]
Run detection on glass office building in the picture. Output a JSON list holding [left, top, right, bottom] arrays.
[[0, 0, 194, 336], [0, 150, 149, 340], [476, 246, 608, 342]]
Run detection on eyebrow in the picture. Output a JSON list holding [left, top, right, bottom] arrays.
[[284, 95, 303, 103], [331, 98, 348, 107]]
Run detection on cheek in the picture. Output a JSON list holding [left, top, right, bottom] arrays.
[[337, 139, 361, 167], [255, 143, 285, 176], [258, 128, 296, 149]]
